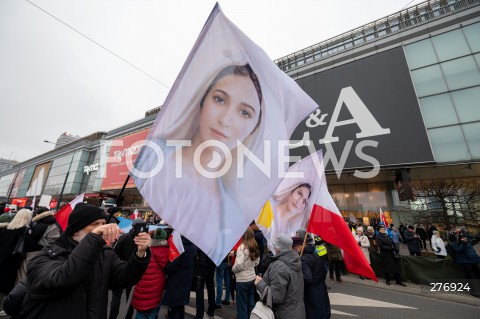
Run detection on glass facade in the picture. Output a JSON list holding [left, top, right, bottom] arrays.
[[0, 173, 15, 198], [405, 21, 480, 162], [43, 151, 89, 196], [81, 150, 103, 194]]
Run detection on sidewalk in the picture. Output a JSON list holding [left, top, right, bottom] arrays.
[[342, 274, 480, 306], [357, 242, 480, 306]]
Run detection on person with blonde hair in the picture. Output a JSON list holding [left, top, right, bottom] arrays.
[[0, 209, 32, 314], [233, 227, 260, 319]]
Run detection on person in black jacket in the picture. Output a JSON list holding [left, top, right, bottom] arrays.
[[404, 225, 422, 256], [109, 218, 145, 319], [195, 248, 216, 319], [18, 211, 61, 283], [299, 238, 331, 319], [415, 225, 428, 250], [376, 225, 406, 287], [162, 235, 197, 319], [17, 203, 151, 319], [2, 278, 27, 318]]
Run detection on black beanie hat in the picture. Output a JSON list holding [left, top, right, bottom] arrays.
[[66, 203, 106, 235]]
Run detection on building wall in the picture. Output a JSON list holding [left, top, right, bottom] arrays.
[[404, 21, 480, 162]]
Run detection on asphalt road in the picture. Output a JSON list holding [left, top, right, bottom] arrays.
[[114, 281, 479, 319], [2, 281, 477, 319]]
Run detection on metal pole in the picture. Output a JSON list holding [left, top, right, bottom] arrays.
[[56, 154, 75, 211], [106, 175, 130, 223]]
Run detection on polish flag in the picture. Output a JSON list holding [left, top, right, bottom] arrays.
[[131, 209, 138, 220], [168, 230, 185, 262], [307, 177, 377, 281], [55, 193, 85, 231], [380, 207, 389, 228]]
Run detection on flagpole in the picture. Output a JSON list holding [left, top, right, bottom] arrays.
[[107, 175, 130, 223], [56, 155, 75, 211], [299, 230, 308, 257]]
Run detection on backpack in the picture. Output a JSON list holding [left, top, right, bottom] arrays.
[[38, 223, 60, 248]]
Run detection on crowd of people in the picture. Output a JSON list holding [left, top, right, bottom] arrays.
[[1, 202, 479, 319], [349, 220, 480, 296]]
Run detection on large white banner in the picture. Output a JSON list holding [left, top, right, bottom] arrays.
[[132, 4, 318, 264]]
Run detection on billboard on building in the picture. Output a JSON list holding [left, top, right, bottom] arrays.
[[26, 162, 52, 196], [101, 129, 150, 190], [290, 47, 434, 175], [10, 168, 26, 198]]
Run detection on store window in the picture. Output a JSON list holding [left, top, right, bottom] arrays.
[[419, 93, 459, 128]]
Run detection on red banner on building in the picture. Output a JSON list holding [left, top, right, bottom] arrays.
[[11, 198, 27, 207], [101, 129, 150, 191]]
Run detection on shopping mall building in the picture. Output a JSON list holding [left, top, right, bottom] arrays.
[[0, 0, 479, 227]]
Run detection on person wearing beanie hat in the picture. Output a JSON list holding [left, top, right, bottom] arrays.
[[65, 203, 106, 236], [291, 236, 304, 253], [296, 228, 307, 240], [255, 233, 305, 319], [18, 203, 151, 319], [132, 227, 169, 319], [404, 224, 422, 256], [354, 227, 371, 280], [300, 233, 331, 319], [376, 225, 407, 287]]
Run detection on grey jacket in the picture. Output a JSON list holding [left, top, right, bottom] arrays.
[[257, 250, 305, 319]]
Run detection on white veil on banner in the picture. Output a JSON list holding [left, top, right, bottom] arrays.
[[132, 4, 318, 264], [257, 151, 323, 248]]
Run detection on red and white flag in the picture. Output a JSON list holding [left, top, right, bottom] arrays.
[[132, 209, 138, 220], [380, 207, 389, 228], [55, 193, 85, 231], [168, 230, 185, 262], [307, 169, 377, 281]]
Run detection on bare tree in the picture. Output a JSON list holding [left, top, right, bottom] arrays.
[[409, 178, 480, 230]]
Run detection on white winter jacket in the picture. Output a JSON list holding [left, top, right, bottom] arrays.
[[232, 244, 259, 282], [431, 236, 447, 256]]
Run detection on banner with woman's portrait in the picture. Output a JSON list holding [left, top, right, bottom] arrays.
[[257, 151, 323, 249], [132, 4, 318, 264]]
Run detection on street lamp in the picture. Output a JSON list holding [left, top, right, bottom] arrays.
[[44, 140, 56, 145]]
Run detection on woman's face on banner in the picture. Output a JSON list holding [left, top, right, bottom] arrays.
[[287, 185, 310, 214], [198, 74, 261, 150]]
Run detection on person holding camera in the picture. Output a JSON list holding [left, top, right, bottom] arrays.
[[15, 203, 151, 319], [449, 234, 480, 297]]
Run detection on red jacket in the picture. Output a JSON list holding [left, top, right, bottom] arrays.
[[132, 241, 169, 311]]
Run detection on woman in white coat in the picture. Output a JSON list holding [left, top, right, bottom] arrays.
[[431, 230, 447, 259], [354, 227, 371, 279]]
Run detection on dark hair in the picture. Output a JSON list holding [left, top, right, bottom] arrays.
[[200, 64, 263, 133], [291, 183, 312, 199], [242, 227, 260, 261]]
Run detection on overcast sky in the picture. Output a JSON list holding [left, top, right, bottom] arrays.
[[0, 0, 424, 162]]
